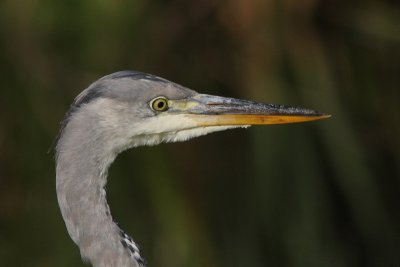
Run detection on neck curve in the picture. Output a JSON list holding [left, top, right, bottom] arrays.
[[56, 115, 146, 267]]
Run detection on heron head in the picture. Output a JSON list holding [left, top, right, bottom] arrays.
[[58, 71, 329, 153]]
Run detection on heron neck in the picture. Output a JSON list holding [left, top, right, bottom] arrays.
[[56, 129, 142, 267]]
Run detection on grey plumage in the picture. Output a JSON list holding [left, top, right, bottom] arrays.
[[55, 71, 328, 267], [56, 71, 195, 267]]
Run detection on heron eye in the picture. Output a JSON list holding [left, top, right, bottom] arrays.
[[150, 97, 169, 112]]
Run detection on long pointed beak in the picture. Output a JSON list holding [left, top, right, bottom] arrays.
[[169, 94, 330, 126]]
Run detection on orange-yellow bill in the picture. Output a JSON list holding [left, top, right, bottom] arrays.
[[169, 94, 330, 126], [188, 114, 331, 126]]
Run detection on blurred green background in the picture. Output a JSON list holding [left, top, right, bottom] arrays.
[[0, 0, 399, 266]]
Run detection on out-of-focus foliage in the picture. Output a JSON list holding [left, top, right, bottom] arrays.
[[0, 0, 399, 266]]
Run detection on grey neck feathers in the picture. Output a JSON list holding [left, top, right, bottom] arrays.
[[56, 108, 146, 267]]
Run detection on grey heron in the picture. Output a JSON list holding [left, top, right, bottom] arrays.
[[55, 71, 329, 267]]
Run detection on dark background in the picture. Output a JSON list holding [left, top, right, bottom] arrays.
[[0, 1, 399, 266]]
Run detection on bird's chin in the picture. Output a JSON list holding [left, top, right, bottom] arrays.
[[162, 125, 248, 143], [128, 114, 246, 146], [125, 125, 245, 148]]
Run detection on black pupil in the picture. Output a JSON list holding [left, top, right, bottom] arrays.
[[157, 100, 165, 109]]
